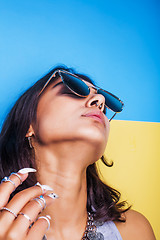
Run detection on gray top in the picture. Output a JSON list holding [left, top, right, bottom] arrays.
[[43, 221, 123, 239], [97, 221, 123, 240]]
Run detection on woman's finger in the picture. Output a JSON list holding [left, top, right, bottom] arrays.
[[5, 194, 56, 239], [26, 215, 51, 240], [0, 168, 36, 208], [0, 183, 54, 235], [6, 182, 53, 212]]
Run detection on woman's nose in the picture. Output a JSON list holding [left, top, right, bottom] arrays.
[[86, 93, 105, 112]]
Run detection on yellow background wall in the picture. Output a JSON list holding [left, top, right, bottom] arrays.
[[97, 120, 160, 239]]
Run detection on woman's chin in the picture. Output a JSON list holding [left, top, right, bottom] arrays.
[[76, 131, 108, 157], [78, 126, 108, 145]]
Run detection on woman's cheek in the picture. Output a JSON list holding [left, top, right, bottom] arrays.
[[35, 115, 59, 143]]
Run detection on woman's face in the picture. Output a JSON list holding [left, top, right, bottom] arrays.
[[33, 77, 110, 158]]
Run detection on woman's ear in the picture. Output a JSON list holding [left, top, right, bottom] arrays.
[[26, 125, 34, 137], [26, 125, 35, 149]]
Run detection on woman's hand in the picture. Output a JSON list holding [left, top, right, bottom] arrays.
[[0, 168, 57, 240]]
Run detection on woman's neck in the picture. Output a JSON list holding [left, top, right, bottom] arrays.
[[35, 144, 89, 239]]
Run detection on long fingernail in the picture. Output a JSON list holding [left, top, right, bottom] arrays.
[[35, 182, 53, 193], [47, 193, 59, 199], [18, 168, 37, 174]]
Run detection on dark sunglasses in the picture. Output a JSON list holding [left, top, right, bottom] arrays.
[[39, 69, 124, 121]]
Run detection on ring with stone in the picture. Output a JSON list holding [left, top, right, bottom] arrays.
[[10, 172, 23, 184], [32, 198, 44, 212], [38, 195, 46, 210], [1, 176, 16, 188]]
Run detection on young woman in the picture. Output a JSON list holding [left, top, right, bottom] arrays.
[[0, 66, 156, 239]]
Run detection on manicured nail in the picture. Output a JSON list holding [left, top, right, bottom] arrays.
[[47, 192, 59, 199], [35, 182, 53, 193], [18, 168, 37, 174]]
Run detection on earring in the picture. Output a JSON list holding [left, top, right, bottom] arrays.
[[28, 136, 33, 149]]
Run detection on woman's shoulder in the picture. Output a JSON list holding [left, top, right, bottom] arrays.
[[114, 209, 156, 240]]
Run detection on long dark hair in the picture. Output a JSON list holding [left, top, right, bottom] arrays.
[[0, 65, 130, 222]]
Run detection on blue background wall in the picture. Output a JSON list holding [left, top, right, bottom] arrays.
[[0, 0, 159, 126]]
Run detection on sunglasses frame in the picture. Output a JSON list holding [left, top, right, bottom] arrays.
[[39, 69, 124, 121]]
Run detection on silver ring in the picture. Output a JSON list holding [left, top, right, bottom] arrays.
[[1, 177, 16, 188], [18, 212, 32, 223], [0, 207, 17, 218], [38, 216, 51, 230], [10, 172, 22, 184], [33, 198, 43, 212], [39, 196, 46, 210]]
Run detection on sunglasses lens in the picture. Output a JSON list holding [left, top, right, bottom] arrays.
[[98, 89, 123, 112], [60, 72, 90, 96]]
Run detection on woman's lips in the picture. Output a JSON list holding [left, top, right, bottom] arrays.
[[82, 111, 106, 126]]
